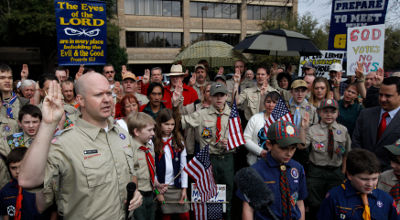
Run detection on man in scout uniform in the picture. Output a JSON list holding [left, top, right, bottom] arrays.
[[174, 82, 235, 220], [18, 73, 143, 220], [318, 149, 400, 220], [190, 64, 209, 100], [0, 64, 29, 121], [305, 98, 351, 219], [238, 120, 307, 220], [378, 138, 400, 209], [234, 66, 277, 121], [127, 112, 166, 220]]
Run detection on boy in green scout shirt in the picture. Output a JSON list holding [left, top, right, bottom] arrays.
[[127, 112, 166, 220], [305, 98, 351, 219], [173, 82, 235, 220]]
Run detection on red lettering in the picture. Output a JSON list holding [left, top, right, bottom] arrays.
[[350, 29, 359, 41]]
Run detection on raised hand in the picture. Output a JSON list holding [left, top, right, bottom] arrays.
[[333, 71, 342, 87], [233, 67, 241, 84], [301, 111, 310, 129], [260, 79, 269, 96], [217, 66, 224, 75], [172, 81, 183, 107], [121, 65, 128, 76], [143, 69, 150, 84], [41, 81, 64, 125], [21, 64, 29, 80], [270, 63, 279, 76], [355, 62, 364, 80], [75, 65, 84, 81], [374, 67, 384, 87]]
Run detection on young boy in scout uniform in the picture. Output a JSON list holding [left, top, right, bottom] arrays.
[[318, 149, 400, 220], [127, 112, 162, 220], [378, 138, 400, 209], [0, 104, 41, 188], [305, 98, 351, 219], [174, 82, 235, 220], [238, 120, 307, 220]]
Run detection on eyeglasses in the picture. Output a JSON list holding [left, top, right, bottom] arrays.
[[105, 71, 115, 74]]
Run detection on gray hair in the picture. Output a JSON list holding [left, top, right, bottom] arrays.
[[20, 79, 36, 90], [151, 67, 162, 74]]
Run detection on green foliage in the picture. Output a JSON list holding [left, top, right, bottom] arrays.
[[384, 27, 400, 71], [107, 23, 127, 81]]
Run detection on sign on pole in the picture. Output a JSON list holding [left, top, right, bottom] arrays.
[[328, 0, 388, 51], [346, 24, 385, 75], [298, 50, 345, 78], [55, 0, 107, 65]]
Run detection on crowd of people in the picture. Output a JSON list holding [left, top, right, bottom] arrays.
[[0, 59, 400, 220]]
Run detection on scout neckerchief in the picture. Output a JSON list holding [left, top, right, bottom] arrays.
[[390, 182, 400, 204], [139, 146, 156, 187], [328, 127, 334, 158], [2, 92, 17, 119], [280, 164, 292, 220], [160, 136, 174, 161], [361, 193, 371, 220], [14, 182, 23, 220], [216, 114, 222, 143]]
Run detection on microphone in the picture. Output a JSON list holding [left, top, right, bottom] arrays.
[[125, 182, 136, 220], [235, 167, 279, 220]]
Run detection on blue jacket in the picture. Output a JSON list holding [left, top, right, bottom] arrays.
[[237, 152, 307, 220], [318, 180, 400, 220]]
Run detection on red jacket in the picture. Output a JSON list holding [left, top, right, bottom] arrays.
[[162, 84, 198, 108]]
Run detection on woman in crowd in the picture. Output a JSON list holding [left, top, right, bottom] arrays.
[[309, 77, 332, 108], [140, 82, 166, 119], [277, 72, 292, 90], [337, 83, 364, 136], [116, 94, 139, 131], [243, 91, 280, 165]]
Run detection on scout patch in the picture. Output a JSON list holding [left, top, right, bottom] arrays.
[[314, 142, 324, 150], [337, 130, 342, 135], [377, 200, 383, 208], [305, 106, 310, 111], [201, 127, 212, 139], [335, 145, 346, 155], [339, 213, 346, 219], [286, 125, 295, 135], [327, 99, 332, 104], [3, 125, 10, 132], [119, 133, 126, 140], [291, 168, 299, 179]]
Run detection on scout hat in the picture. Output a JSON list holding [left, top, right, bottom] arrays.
[[267, 120, 302, 148], [122, 72, 137, 81], [166, 64, 186, 76], [319, 98, 338, 110], [291, 79, 307, 89], [214, 74, 226, 82], [384, 139, 400, 156], [329, 63, 343, 72], [210, 82, 228, 96]]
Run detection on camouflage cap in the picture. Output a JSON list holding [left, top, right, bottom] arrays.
[[319, 98, 338, 110], [267, 120, 302, 148], [384, 139, 400, 156]]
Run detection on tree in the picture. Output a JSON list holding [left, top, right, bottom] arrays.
[[384, 27, 400, 71], [0, 0, 127, 74]]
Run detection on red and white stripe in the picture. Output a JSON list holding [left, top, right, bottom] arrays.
[[227, 116, 245, 150], [264, 113, 293, 134]]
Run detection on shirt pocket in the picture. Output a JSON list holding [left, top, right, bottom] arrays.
[[124, 148, 135, 176], [82, 153, 111, 187], [311, 135, 327, 153], [248, 95, 258, 110], [201, 121, 215, 140], [334, 132, 347, 155]]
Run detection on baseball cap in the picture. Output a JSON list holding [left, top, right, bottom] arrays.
[[291, 80, 307, 89], [195, 64, 206, 71], [122, 72, 137, 81], [210, 82, 228, 96], [302, 61, 314, 69], [214, 74, 226, 82], [319, 98, 338, 110], [385, 139, 400, 156], [267, 121, 302, 148], [329, 63, 343, 72]]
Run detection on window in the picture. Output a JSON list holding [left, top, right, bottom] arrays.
[[190, 33, 240, 46], [125, 0, 181, 17], [126, 32, 182, 48], [247, 5, 290, 20], [190, 2, 239, 19]]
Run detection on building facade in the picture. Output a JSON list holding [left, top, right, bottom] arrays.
[[116, 0, 298, 65]]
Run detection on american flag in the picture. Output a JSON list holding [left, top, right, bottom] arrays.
[[183, 145, 217, 202], [264, 96, 292, 134], [227, 100, 245, 150], [193, 202, 223, 220]]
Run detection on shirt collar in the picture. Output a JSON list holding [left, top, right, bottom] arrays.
[[265, 152, 295, 168], [380, 105, 400, 119], [343, 180, 378, 199], [208, 104, 230, 116], [76, 117, 118, 141], [320, 121, 339, 129]]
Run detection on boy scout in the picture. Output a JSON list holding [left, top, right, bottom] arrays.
[[305, 98, 351, 219], [378, 138, 400, 208], [127, 112, 160, 220], [18, 73, 142, 220], [235, 67, 277, 121], [289, 80, 318, 129], [174, 82, 235, 220], [238, 120, 307, 220], [318, 149, 400, 220]]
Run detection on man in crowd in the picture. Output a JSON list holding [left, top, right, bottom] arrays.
[[121, 71, 149, 106], [103, 64, 117, 87], [353, 76, 400, 170], [61, 80, 77, 107], [20, 79, 36, 100], [18, 73, 143, 219], [54, 67, 68, 82], [302, 61, 315, 76]]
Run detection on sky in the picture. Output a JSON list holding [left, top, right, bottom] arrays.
[[297, 0, 399, 27]]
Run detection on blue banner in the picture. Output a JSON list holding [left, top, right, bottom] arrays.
[[328, 0, 388, 50], [55, 0, 107, 65]]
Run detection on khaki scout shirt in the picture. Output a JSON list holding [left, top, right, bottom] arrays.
[[193, 81, 208, 100], [0, 97, 26, 120], [131, 138, 154, 192], [0, 116, 18, 138], [0, 118, 20, 189], [181, 104, 232, 155], [43, 118, 136, 220], [238, 86, 277, 121], [288, 99, 319, 127], [306, 121, 351, 167]]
